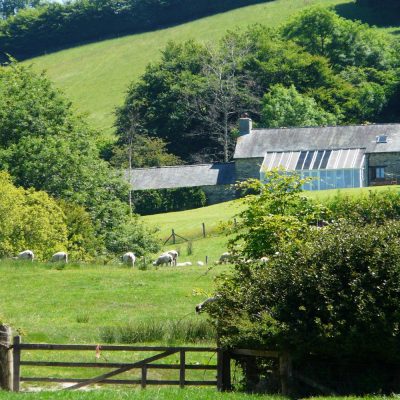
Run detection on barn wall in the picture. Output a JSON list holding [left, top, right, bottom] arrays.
[[202, 185, 236, 205], [235, 158, 263, 182], [367, 152, 400, 185]]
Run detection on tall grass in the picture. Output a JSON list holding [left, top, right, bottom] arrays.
[[100, 319, 215, 344]]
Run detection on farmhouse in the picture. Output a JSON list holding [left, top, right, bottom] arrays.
[[128, 118, 400, 205]]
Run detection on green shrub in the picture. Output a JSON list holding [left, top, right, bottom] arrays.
[[0, 171, 68, 260], [212, 220, 400, 394], [133, 187, 206, 215]]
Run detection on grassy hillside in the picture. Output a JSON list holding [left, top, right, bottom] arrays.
[[143, 185, 400, 239], [25, 0, 354, 136]]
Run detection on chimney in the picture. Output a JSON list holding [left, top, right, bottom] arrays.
[[239, 114, 252, 136]]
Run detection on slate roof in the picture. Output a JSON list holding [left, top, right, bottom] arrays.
[[234, 124, 400, 159], [128, 163, 236, 190]]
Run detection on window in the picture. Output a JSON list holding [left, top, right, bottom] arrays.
[[376, 167, 385, 179], [370, 166, 385, 180]]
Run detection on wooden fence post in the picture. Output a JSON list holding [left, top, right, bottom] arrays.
[[217, 349, 231, 392], [202, 223, 206, 238], [279, 352, 292, 396], [141, 366, 147, 389], [12, 336, 21, 392], [179, 350, 185, 388], [172, 229, 176, 245], [0, 325, 13, 391]]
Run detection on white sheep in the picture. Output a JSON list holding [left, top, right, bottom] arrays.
[[17, 250, 34, 262], [122, 252, 136, 267], [51, 252, 68, 263], [153, 253, 173, 267], [197, 261, 204, 266], [195, 296, 218, 313], [260, 256, 269, 264], [218, 252, 231, 264], [176, 261, 192, 267], [167, 250, 179, 266]]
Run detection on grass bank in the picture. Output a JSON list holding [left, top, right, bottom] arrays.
[[0, 389, 286, 399]]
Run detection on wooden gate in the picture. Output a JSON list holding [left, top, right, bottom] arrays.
[[11, 336, 232, 391]]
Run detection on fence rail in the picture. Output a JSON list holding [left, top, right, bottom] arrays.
[[0, 326, 292, 394], [11, 336, 224, 392]]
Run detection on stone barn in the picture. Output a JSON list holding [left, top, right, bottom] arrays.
[[129, 162, 237, 205], [127, 118, 400, 208]]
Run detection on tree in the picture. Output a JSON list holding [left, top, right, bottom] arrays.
[[0, 171, 68, 259], [261, 84, 337, 128], [282, 7, 398, 71], [183, 33, 257, 162], [0, 62, 159, 255]]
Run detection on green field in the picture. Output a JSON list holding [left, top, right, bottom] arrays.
[[143, 185, 400, 238], [24, 0, 356, 136]]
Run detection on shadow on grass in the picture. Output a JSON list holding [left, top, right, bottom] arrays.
[[334, 2, 400, 28]]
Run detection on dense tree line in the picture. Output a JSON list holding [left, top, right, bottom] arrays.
[[356, 0, 399, 8], [115, 8, 400, 164], [0, 62, 159, 259], [0, 0, 267, 61]]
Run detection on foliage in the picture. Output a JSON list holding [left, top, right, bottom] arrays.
[[111, 134, 181, 168], [282, 7, 398, 71], [261, 84, 337, 127], [0, 0, 268, 62], [229, 172, 329, 259], [209, 175, 400, 394], [133, 187, 206, 215], [57, 201, 100, 262], [356, 0, 399, 8], [0, 171, 67, 260], [0, 62, 158, 256], [116, 11, 399, 162]]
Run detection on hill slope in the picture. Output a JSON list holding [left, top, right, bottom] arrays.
[[25, 0, 354, 136]]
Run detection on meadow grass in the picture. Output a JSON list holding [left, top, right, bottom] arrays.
[[0, 261, 224, 344], [142, 185, 400, 240], [24, 0, 353, 136], [0, 388, 287, 399]]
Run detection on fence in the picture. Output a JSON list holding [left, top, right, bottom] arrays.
[[0, 326, 293, 394]]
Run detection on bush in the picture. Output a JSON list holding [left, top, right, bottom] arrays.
[[212, 221, 400, 394], [133, 187, 206, 215], [209, 175, 400, 394], [0, 171, 68, 260]]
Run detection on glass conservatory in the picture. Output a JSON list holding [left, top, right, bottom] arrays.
[[260, 148, 365, 191]]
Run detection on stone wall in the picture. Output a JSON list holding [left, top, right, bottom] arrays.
[[235, 158, 263, 182], [202, 184, 236, 205], [367, 152, 400, 185]]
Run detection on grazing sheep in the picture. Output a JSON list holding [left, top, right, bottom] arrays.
[[195, 296, 218, 314], [51, 252, 68, 263], [122, 252, 136, 267], [153, 253, 173, 267], [197, 261, 204, 266], [167, 250, 179, 266], [176, 261, 192, 267], [17, 250, 34, 262], [260, 257, 269, 264], [218, 252, 231, 264]]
